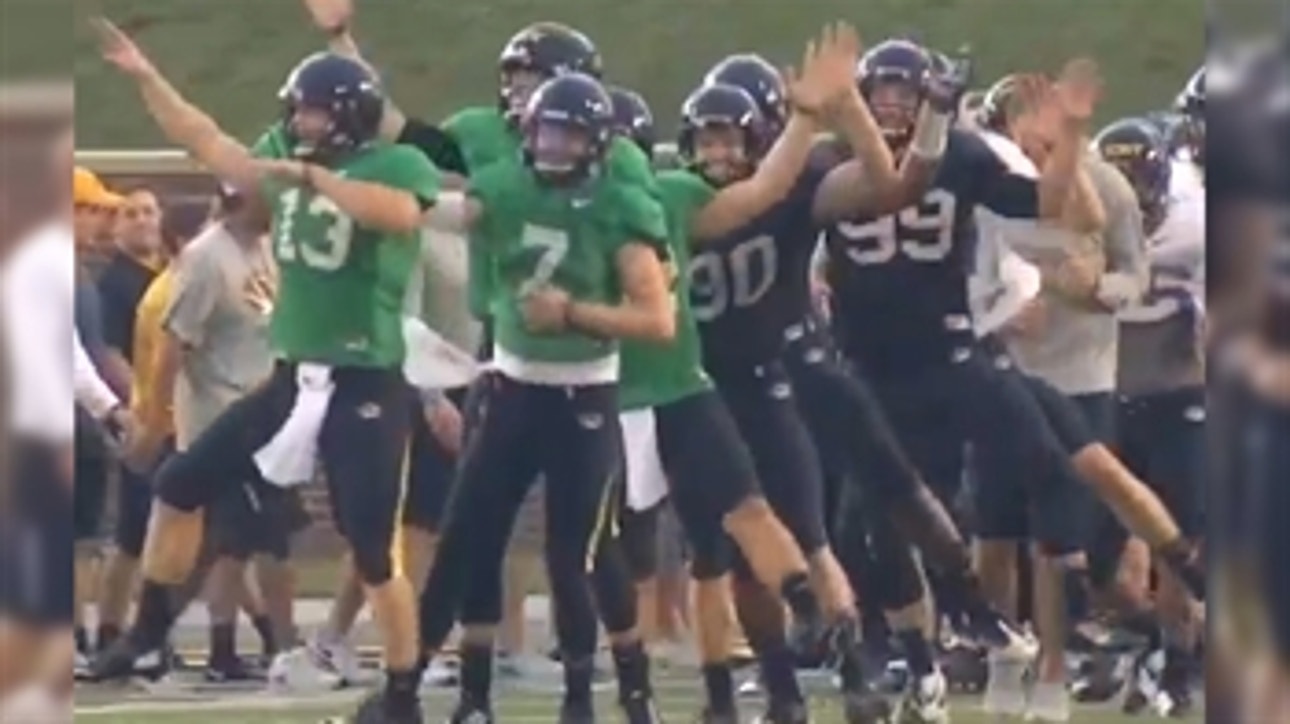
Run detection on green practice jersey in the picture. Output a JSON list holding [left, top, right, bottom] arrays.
[[618, 170, 716, 410], [442, 105, 658, 320], [251, 125, 442, 368], [467, 157, 667, 370]]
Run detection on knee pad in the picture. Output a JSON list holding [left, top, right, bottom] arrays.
[[619, 506, 660, 582]]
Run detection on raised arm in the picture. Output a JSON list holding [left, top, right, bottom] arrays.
[[1035, 60, 1103, 228], [94, 18, 260, 194]]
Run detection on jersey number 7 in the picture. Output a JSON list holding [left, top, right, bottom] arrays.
[[836, 189, 957, 265]]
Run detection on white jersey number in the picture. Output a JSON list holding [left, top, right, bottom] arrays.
[[836, 189, 957, 266], [518, 224, 571, 295], [275, 189, 355, 271], [1119, 264, 1194, 324], [688, 235, 777, 322]]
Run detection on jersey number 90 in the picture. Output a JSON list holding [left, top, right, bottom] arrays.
[[836, 189, 957, 266], [275, 188, 353, 271], [688, 235, 776, 322]]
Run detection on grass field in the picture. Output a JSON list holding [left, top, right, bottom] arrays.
[[61, 0, 1202, 148], [74, 676, 1203, 724]]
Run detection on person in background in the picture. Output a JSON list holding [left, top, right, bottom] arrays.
[[94, 184, 166, 658], [72, 166, 122, 279]]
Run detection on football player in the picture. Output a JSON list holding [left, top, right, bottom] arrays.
[[1096, 117, 1205, 717], [400, 73, 673, 724], [91, 21, 441, 724]]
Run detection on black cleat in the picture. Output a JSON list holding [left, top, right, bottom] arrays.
[[88, 634, 167, 683], [699, 706, 740, 724], [752, 700, 810, 724], [203, 656, 266, 683], [446, 698, 492, 724], [843, 691, 892, 724], [621, 691, 663, 724], [348, 688, 426, 724], [559, 697, 596, 724]]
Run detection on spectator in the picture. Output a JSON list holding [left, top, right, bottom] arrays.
[[70, 166, 122, 279]]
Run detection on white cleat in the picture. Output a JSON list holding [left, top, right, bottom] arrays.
[[1025, 680, 1071, 722], [307, 636, 363, 685], [898, 669, 950, 724], [419, 656, 458, 689], [982, 649, 1030, 717], [266, 646, 345, 692]]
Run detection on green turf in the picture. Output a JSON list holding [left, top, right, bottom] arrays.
[[69, 0, 1202, 148]]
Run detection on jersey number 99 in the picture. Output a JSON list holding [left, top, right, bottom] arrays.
[[275, 189, 353, 272], [688, 235, 776, 322], [836, 189, 957, 266]]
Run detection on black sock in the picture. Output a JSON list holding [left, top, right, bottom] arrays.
[[384, 667, 421, 715], [611, 640, 652, 701], [1061, 566, 1093, 622], [209, 622, 236, 665], [563, 653, 595, 705], [779, 572, 819, 624], [134, 581, 178, 649], [897, 629, 936, 677], [459, 643, 493, 707], [250, 615, 277, 656], [701, 662, 735, 713], [757, 639, 804, 706], [96, 623, 121, 651], [74, 626, 89, 654]]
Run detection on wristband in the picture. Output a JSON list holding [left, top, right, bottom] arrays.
[[909, 110, 951, 160]]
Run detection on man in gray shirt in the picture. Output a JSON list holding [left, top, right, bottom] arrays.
[[161, 187, 298, 677]]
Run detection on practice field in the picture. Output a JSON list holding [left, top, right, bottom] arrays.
[[75, 673, 1203, 724], [65, 0, 1203, 147]]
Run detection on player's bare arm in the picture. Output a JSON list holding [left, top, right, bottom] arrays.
[[692, 23, 857, 238], [302, 0, 410, 142], [254, 159, 425, 234], [530, 243, 675, 342], [94, 17, 260, 194], [1035, 60, 1102, 226]]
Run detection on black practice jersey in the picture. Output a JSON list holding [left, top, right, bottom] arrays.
[[688, 154, 834, 373], [824, 128, 1040, 377]]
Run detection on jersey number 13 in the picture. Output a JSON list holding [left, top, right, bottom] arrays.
[[275, 188, 354, 271]]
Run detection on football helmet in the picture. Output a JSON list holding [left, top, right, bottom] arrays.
[[279, 52, 384, 161], [1094, 117, 1173, 232], [857, 39, 933, 143], [703, 54, 788, 136], [521, 73, 614, 183], [606, 85, 656, 160], [677, 82, 767, 186], [499, 23, 602, 119]]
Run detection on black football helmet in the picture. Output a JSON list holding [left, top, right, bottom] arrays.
[[677, 82, 767, 187], [1172, 66, 1205, 165], [703, 54, 788, 136], [606, 85, 656, 160], [521, 73, 614, 184], [499, 23, 602, 120], [857, 39, 934, 144], [1094, 117, 1173, 233], [279, 52, 384, 161]]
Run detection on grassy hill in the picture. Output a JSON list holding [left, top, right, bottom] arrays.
[[68, 0, 1203, 148]]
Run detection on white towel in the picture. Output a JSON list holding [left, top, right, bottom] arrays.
[[402, 315, 481, 391], [619, 408, 669, 512], [252, 363, 335, 487]]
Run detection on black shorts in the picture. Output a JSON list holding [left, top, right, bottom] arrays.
[[73, 408, 109, 542], [782, 317, 925, 515], [208, 480, 309, 561], [0, 439, 74, 627], [419, 375, 622, 637], [402, 387, 456, 532], [713, 360, 829, 555], [974, 373, 1107, 550], [653, 389, 760, 579], [114, 439, 175, 558], [155, 362, 411, 575], [863, 352, 1087, 555], [1115, 387, 1205, 536]]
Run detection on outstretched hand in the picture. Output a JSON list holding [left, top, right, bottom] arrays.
[[1051, 58, 1102, 125], [92, 17, 157, 79], [785, 21, 863, 117], [302, 0, 353, 34], [923, 51, 974, 114]]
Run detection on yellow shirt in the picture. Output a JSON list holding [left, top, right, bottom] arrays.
[[130, 267, 175, 435]]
